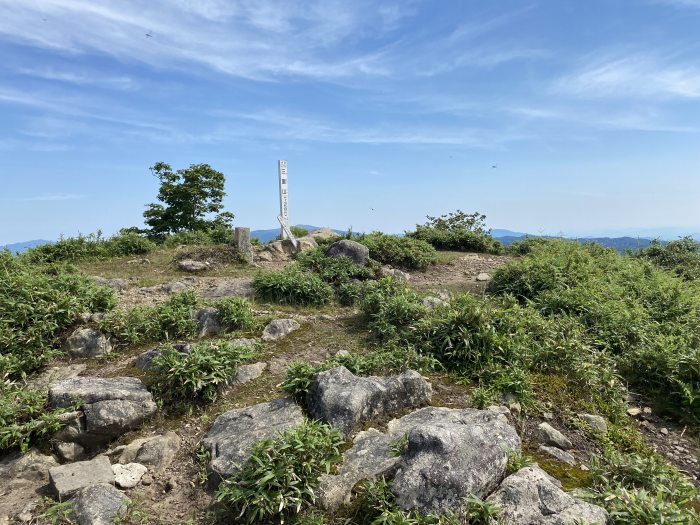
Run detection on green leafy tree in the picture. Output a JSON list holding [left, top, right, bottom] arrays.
[[143, 162, 234, 237]]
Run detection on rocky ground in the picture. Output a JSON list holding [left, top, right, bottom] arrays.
[[2, 244, 698, 525]]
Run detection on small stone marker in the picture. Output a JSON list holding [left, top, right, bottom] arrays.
[[233, 227, 252, 261]]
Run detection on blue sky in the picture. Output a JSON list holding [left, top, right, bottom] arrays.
[[1, 0, 700, 244]]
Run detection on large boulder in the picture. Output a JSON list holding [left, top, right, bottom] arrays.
[[325, 239, 369, 266], [63, 328, 111, 358], [70, 483, 129, 525], [49, 455, 114, 499], [262, 319, 300, 341], [391, 407, 521, 514], [202, 398, 305, 483], [307, 366, 432, 438], [49, 377, 156, 447], [487, 466, 608, 524]]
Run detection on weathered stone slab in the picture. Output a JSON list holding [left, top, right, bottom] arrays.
[[63, 328, 111, 358], [307, 366, 432, 437], [261, 319, 300, 341], [70, 483, 129, 525], [49, 456, 114, 499]]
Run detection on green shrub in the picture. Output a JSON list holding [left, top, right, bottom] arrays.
[[0, 381, 74, 452], [215, 297, 255, 331], [407, 211, 502, 254], [359, 277, 427, 339], [358, 233, 438, 270], [296, 248, 376, 285], [0, 252, 116, 379], [99, 291, 198, 346], [337, 281, 364, 306], [150, 340, 257, 404], [635, 236, 700, 281], [161, 230, 214, 248], [252, 268, 333, 306], [581, 450, 699, 524], [489, 239, 700, 422], [213, 421, 343, 524]]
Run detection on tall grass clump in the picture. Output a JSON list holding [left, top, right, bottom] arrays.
[[407, 210, 502, 254], [580, 450, 699, 524], [357, 233, 438, 270], [150, 340, 257, 404], [215, 296, 256, 331], [252, 268, 333, 306], [490, 239, 700, 423], [359, 277, 427, 340], [0, 251, 116, 379], [99, 291, 198, 346], [213, 422, 343, 524]]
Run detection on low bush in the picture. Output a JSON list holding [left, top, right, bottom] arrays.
[[358, 233, 438, 270], [407, 210, 502, 254], [150, 340, 257, 404], [252, 268, 333, 306], [635, 236, 700, 281], [0, 252, 116, 379], [22, 230, 155, 264], [99, 291, 198, 346], [215, 297, 256, 331], [213, 421, 343, 524], [581, 450, 699, 524], [296, 248, 376, 285]]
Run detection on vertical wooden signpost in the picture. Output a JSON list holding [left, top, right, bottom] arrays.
[[277, 160, 297, 249]]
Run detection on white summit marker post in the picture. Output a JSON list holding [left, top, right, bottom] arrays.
[[277, 160, 298, 249]]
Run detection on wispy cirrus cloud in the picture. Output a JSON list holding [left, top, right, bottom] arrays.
[[18, 67, 137, 90], [552, 52, 700, 100]]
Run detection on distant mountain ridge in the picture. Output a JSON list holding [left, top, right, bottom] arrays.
[[2, 239, 51, 254]]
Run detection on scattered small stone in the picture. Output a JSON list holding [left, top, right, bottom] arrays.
[[475, 272, 491, 282], [643, 407, 652, 414], [261, 319, 300, 341], [539, 445, 576, 466], [660, 427, 669, 436], [580, 464, 590, 471], [126, 258, 150, 265], [579, 413, 608, 434], [112, 463, 147, 489], [543, 411, 554, 420], [422, 296, 449, 309], [141, 474, 153, 486], [230, 362, 267, 386], [627, 407, 641, 417], [533, 422, 573, 450]]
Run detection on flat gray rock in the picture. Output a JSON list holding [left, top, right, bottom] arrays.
[[391, 407, 520, 514], [202, 279, 255, 299], [70, 483, 129, 525], [111, 432, 181, 472], [63, 328, 111, 358], [49, 377, 152, 409], [49, 455, 114, 499], [307, 366, 432, 438], [90, 277, 128, 291], [487, 466, 608, 524], [202, 398, 305, 483], [230, 362, 267, 385], [178, 259, 209, 272], [579, 413, 608, 434], [262, 319, 300, 341], [84, 399, 157, 437]]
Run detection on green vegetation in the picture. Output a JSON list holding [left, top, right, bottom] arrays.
[[408, 211, 502, 254], [213, 421, 343, 524], [0, 251, 116, 379], [215, 296, 256, 331], [636, 236, 700, 281], [490, 239, 700, 423], [297, 247, 376, 285], [252, 267, 334, 306], [143, 161, 234, 239], [0, 382, 75, 452], [99, 291, 199, 346], [581, 450, 699, 524], [505, 450, 535, 474], [22, 229, 156, 264], [150, 340, 257, 404], [359, 277, 427, 340], [358, 232, 438, 270]]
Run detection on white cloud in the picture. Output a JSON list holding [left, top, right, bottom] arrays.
[[18, 68, 137, 90], [552, 52, 700, 99]]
